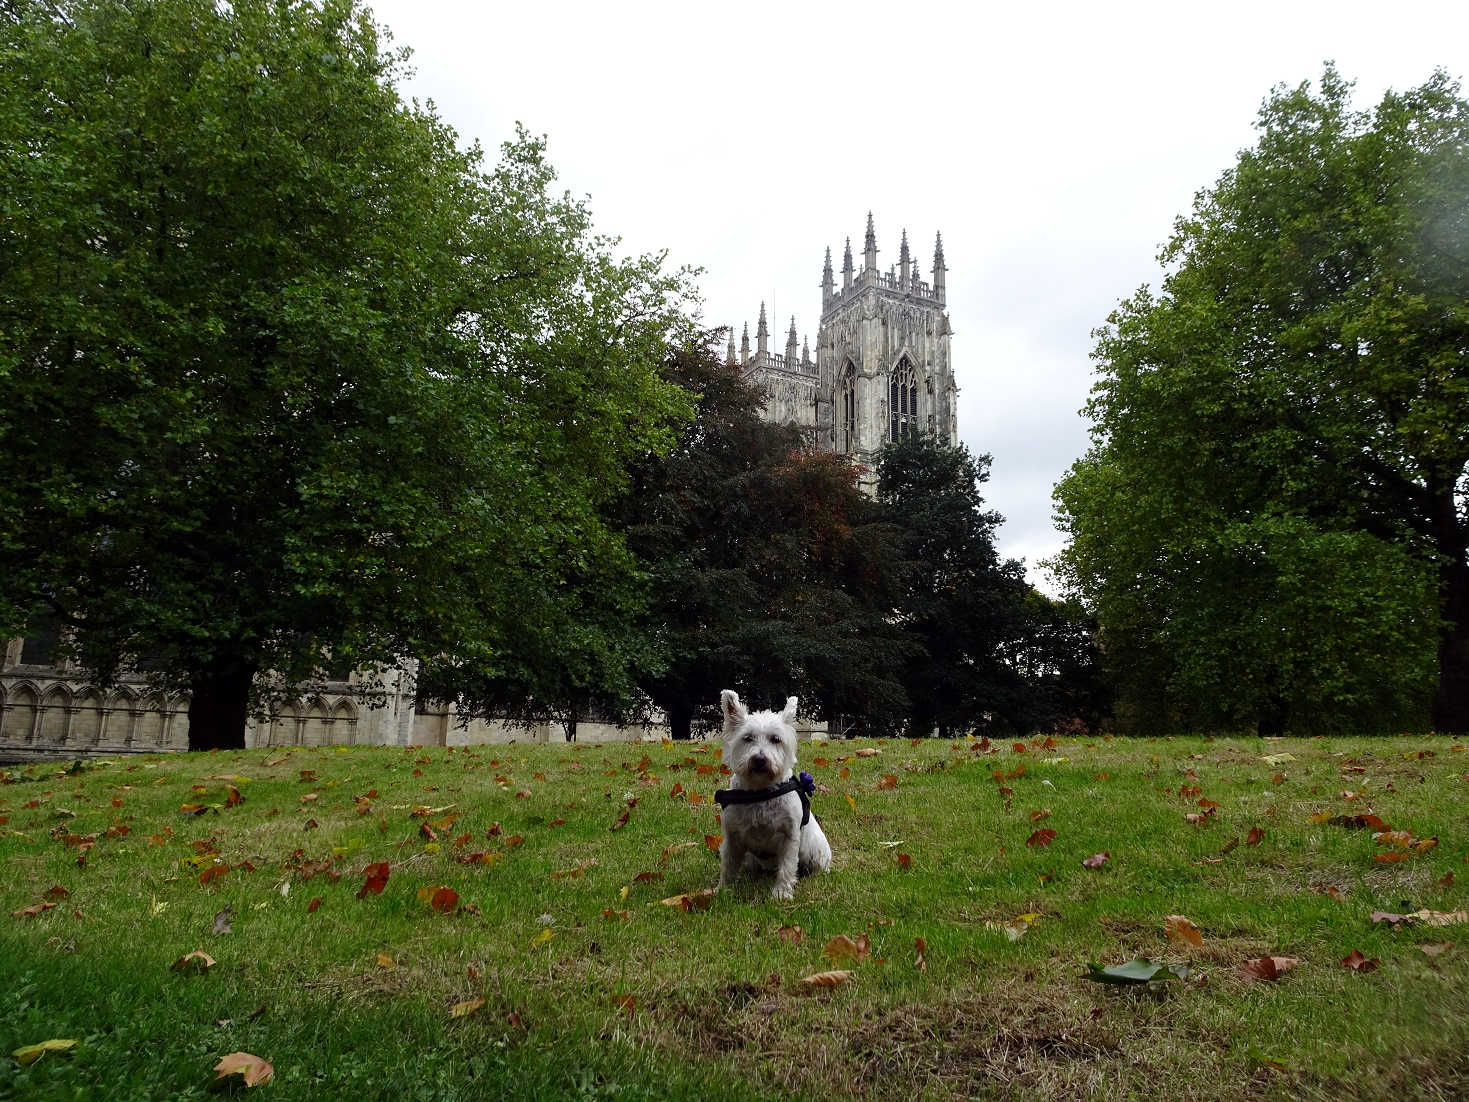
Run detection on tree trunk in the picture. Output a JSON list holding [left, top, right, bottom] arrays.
[[667, 700, 693, 741], [187, 659, 256, 751], [1430, 481, 1469, 734], [1433, 558, 1469, 734]]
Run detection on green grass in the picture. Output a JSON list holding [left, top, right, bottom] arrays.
[[1, 734, 1467, 1100]]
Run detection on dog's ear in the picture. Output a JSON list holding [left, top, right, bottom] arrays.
[[781, 696, 798, 723], [720, 690, 747, 733]]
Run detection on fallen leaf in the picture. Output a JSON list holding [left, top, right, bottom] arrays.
[[212, 905, 233, 935], [1246, 827, 1266, 847], [612, 994, 636, 1015], [377, 953, 396, 969], [855, 748, 881, 758], [1025, 828, 1057, 847], [212, 1051, 274, 1088], [1339, 950, 1379, 973], [877, 775, 897, 790], [357, 861, 390, 899], [657, 889, 715, 913], [530, 928, 554, 946], [12, 901, 56, 919], [1081, 852, 1109, 869], [307, 897, 322, 914], [704, 834, 721, 852], [11, 1038, 79, 1065], [170, 950, 216, 974], [798, 970, 853, 987], [914, 937, 927, 972], [778, 924, 804, 946], [1084, 958, 1190, 984], [1419, 942, 1454, 957], [450, 997, 485, 1019], [1028, 808, 1051, 822], [1165, 915, 1203, 949], [823, 934, 871, 963], [895, 852, 912, 870], [430, 886, 459, 913], [1239, 956, 1299, 982]]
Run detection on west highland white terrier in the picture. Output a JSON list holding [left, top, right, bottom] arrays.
[[713, 689, 832, 900]]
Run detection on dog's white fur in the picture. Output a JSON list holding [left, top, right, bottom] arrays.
[[714, 689, 832, 900]]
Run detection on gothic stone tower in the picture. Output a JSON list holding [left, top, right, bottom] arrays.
[[735, 214, 957, 492], [818, 214, 956, 490]]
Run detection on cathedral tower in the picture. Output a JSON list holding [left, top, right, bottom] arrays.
[[816, 214, 956, 490], [735, 213, 957, 493]]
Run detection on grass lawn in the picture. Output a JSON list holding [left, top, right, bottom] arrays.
[[1, 732, 1466, 1100]]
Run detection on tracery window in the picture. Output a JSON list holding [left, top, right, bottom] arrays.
[[840, 362, 856, 452], [889, 357, 918, 442]]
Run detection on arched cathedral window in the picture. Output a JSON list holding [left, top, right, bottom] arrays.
[[840, 362, 856, 452], [889, 357, 918, 442]]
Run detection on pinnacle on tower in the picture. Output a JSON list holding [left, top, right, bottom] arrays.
[[899, 228, 911, 287], [785, 316, 798, 363], [756, 301, 769, 358], [932, 230, 947, 302], [822, 245, 835, 305], [801, 335, 810, 367], [842, 237, 854, 290], [740, 322, 750, 366], [726, 332, 737, 367], [863, 212, 877, 273]]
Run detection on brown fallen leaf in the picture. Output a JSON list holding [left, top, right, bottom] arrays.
[[1165, 915, 1203, 949], [914, 937, 927, 972], [377, 952, 396, 969], [212, 1051, 274, 1088], [1239, 956, 1299, 982], [357, 861, 390, 899], [1339, 949, 1379, 973], [1419, 942, 1454, 957], [450, 997, 485, 1019], [1025, 828, 1057, 847], [612, 994, 637, 1015], [895, 852, 912, 870], [12, 901, 56, 919], [855, 748, 881, 758], [430, 886, 459, 913], [777, 924, 804, 946], [657, 889, 715, 912], [1245, 827, 1266, 847], [171, 950, 216, 974], [1081, 851, 1109, 869], [798, 970, 853, 987], [823, 934, 871, 964]]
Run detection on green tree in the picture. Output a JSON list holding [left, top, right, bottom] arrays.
[[615, 337, 910, 740], [1053, 66, 1465, 733], [877, 436, 1035, 737], [0, 0, 692, 748]]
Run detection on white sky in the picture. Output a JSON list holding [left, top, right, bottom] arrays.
[[366, 0, 1467, 592]]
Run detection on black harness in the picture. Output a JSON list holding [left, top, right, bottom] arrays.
[[714, 771, 816, 826]]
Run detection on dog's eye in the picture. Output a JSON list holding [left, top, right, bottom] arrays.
[[767, 735, 780, 744], [743, 734, 754, 743]]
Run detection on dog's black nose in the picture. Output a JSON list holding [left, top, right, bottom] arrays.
[[750, 755, 772, 774]]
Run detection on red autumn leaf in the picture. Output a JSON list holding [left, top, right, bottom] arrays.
[[704, 834, 722, 852], [1374, 852, 1412, 864], [1272, 772, 1285, 785], [633, 871, 663, 883], [12, 901, 56, 919], [1081, 851, 1109, 869], [1339, 949, 1380, 973], [877, 775, 897, 790], [914, 937, 927, 971], [430, 886, 459, 913], [895, 852, 912, 870], [1025, 828, 1057, 848], [777, 924, 804, 945], [1245, 827, 1265, 847], [1012, 743, 1027, 753], [199, 863, 230, 887], [1239, 956, 1299, 982], [486, 822, 502, 837], [42, 885, 70, 900], [612, 994, 636, 1015], [610, 810, 631, 832], [225, 786, 243, 808], [307, 897, 322, 913], [1028, 808, 1052, 822], [105, 824, 130, 840], [356, 861, 390, 899]]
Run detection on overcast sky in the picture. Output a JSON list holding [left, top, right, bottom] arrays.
[[366, 0, 1466, 591]]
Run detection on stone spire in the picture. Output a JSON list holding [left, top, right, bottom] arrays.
[[801, 335, 811, 368], [726, 331, 737, 367], [863, 211, 877, 273], [785, 316, 798, 364], [756, 301, 768, 359], [933, 231, 947, 302], [898, 228, 911, 288], [821, 246, 834, 306], [740, 322, 750, 366], [842, 237, 854, 290]]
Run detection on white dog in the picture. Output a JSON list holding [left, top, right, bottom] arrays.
[[713, 690, 832, 900]]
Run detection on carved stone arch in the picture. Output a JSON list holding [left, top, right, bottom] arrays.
[[332, 700, 358, 746], [302, 697, 331, 746], [134, 694, 168, 746], [838, 359, 858, 454], [888, 355, 919, 443], [71, 688, 105, 745], [265, 700, 303, 747], [2, 683, 38, 740], [39, 683, 72, 743]]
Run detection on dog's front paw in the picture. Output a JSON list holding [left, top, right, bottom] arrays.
[[770, 884, 794, 902]]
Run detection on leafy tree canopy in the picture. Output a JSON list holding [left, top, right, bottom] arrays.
[[0, 0, 693, 747], [1053, 65, 1468, 733]]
